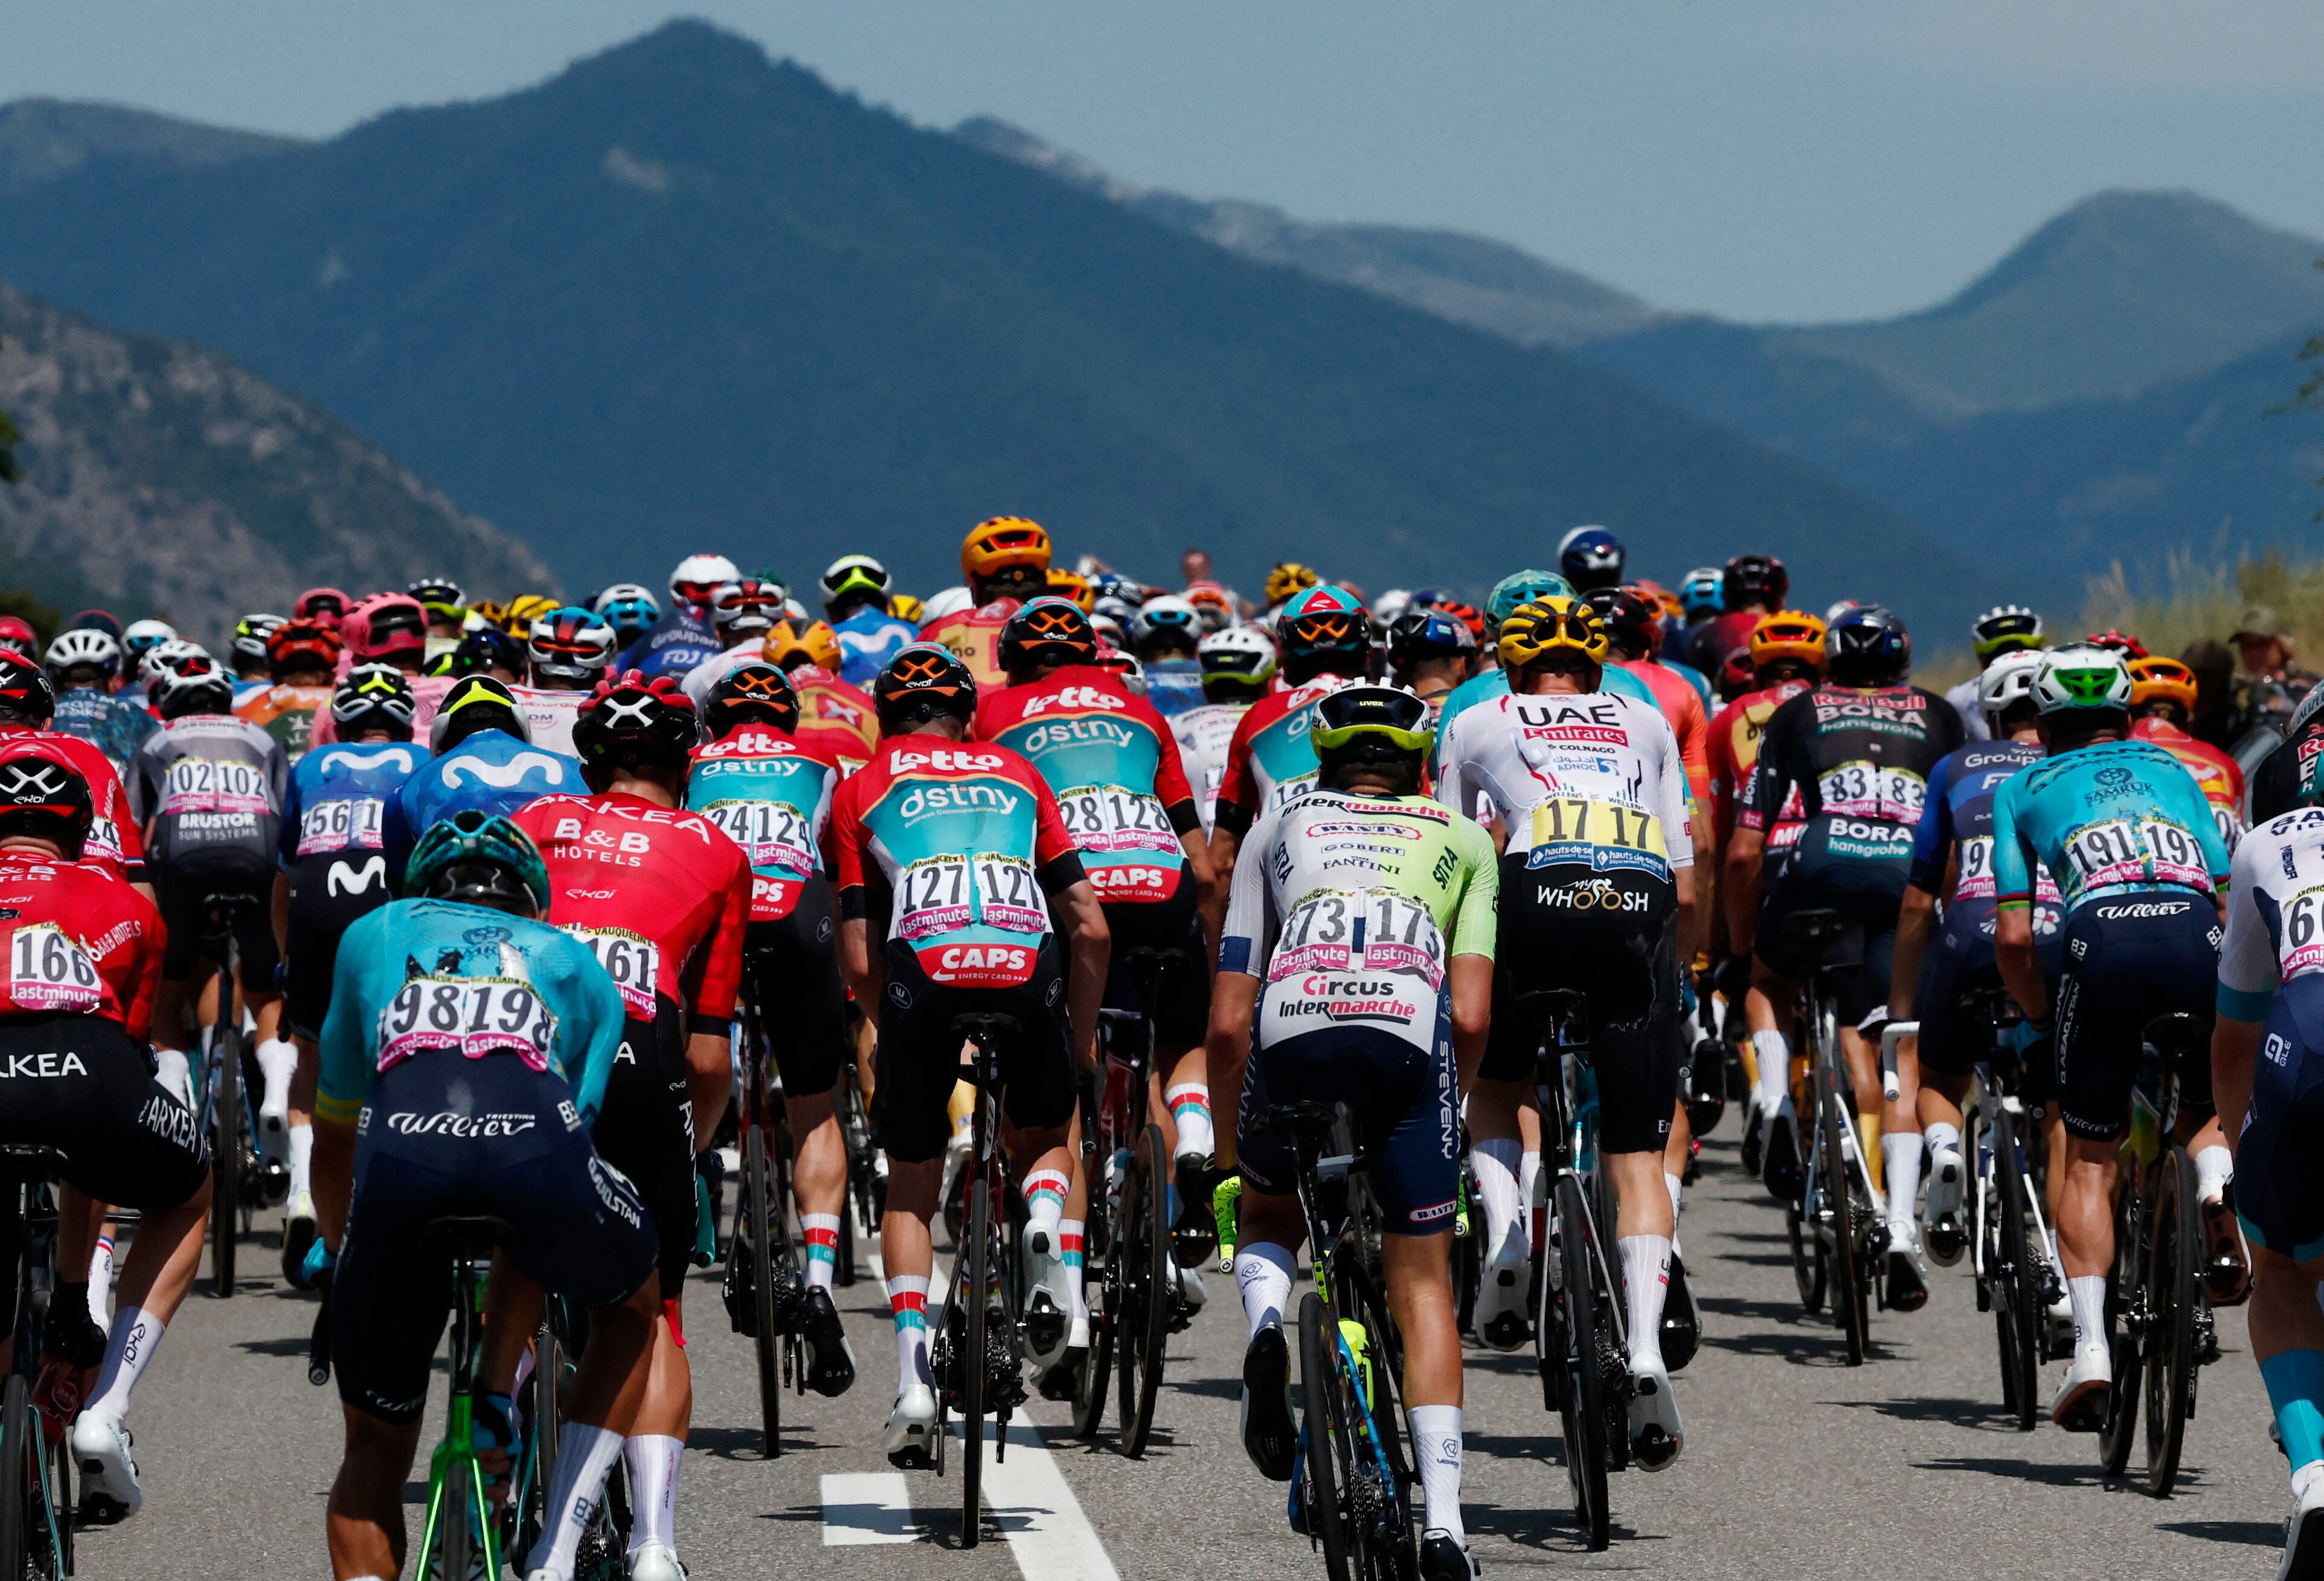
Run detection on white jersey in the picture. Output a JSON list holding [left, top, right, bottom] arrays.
[[2220, 806, 2324, 1016], [508, 684, 589, 757], [1170, 701, 1249, 833], [1944, 675, 1991, 743], [1434, 688, 1695, 880]]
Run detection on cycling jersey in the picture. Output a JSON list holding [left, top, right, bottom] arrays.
[[1170, 700, 1250, 833], [789, 666, 879, 773], [1943, 674, 1991, 743], [279, 742, 424, 1038], [1614, 658, 1712, 812], [1705, 679, 1809, 848], [306, 675, 454, 749], [1428, 663, 1658, 779], [2252, 694, 2324, 827], [1659, 655, 1713, 708], [1739, 683, 1963, 843], [919, 596, 1023, 691], [0, 850, 163, 1037], [506, 684, 590, 757], [2131, 716, 2244, 848], [1683, 608, 1768, 682], [398, 730, 589, 835], [1141, 657, 1205, 720], [51, 684, 155, 771], [0, 726, 144, 882], [234, 682, 333, 762], [831, 606, 921, 687], [1434, 690, 1695, 876], [684, 723, 841, 923], [1213, 673, 1361, 835], [677, 643, 766, 709], [126, 714, 289, 871], [2218, 807, 2324, 1257], [1989, 739, 2231, 919], [975, 664, 1201, 907], [618, 607, 721, 681]]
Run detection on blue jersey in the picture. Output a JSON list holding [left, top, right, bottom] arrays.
[[830, 607, 920, 687], [315, 897, 624, 1127], [1911, 739, 2063, 946], [1141, 658, 1207, 720], [1990, 739, 2231, 919], [399, 730, 590, 836], [280, 742, 423, 875], [618, 608, 721, 681], [51, 685, 156, 770]]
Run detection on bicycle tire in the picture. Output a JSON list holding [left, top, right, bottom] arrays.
[[2098, 1180, 2145, 1477], [46, 1431, 68, 1579], [742, 1123, 782, 1457], [1119, 1124, 1170, 1457], [1553, 1174, 1611, 1551], [1787, 1201, 1826, 1312], [210, 1010, 242, 1298], [1818, 1068, 1866, 1366], [438, 1459, 475, 1581], [2144, 1146, 2200, 1497], [962, 1169, 990, 1547], [1299, 1291, 1355, 1581], [1332, 1251, 1420, 1581], [0, 1374, 29, 1580], [1991, 1106, 2041, 1431]]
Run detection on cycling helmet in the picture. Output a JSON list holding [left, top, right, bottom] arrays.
[[2082, 627, 2149, 661], [1823, 605, 1911, 687], [999, 597, 1100, 673], [669, 553, 741, 610], [1593, 586, 1664, 658], [1978, 650, 2046, 729], [1132, 595, 1202, 656], [449, 626, 525, 679], [1183, 581, 1234, 630], [1277, 586, 1372, 677], [1497, 595, 1608, 675], [1387, 608, 1475, 669], [873, 643, 978, 728], [1716, 647, 1756, 702], [138, 639, 208, 698], [67, 611, 123, 641], [121, 619, 177, 665], [527, 606, 618, 687], [266, 618, 343, 678], [0, 751, 91, 856], [292, 588, 349, 629], [1311, 681, 1435, 758], [960, 518, 1051, 583], [1094, 646, 1148, 693], [2127, 655, 2199, 716], [1557, 527, 1626, 593], [1087, 572, 1142, 606], [1679, 568, 1724, 618], [1748, 610, 1828, 673], [1046, 569, 1097, 614], [43, 628, 119, 683], [764, 619, 843, 674], [231, 614, 286, 669], [704, 662, 800, 734], [2031, 644, 2133, 716], [1198, 625, 1279, 687], [1407, 588, 1451, 611], [501, 595, 561, 636], [408, 578, 466, 620], [919, 586, 975, 624], [1263, 563, 1320, 608], [1970, 604, 2044, 662], [1093, 594, 1138, 631], [157, 659, 234, 720], [572, 671, 702, 778], [345, 594, 429, 664], [1722, 554, 1790, 609], [592, 583, 662, 641], [404, 808, 551, 917], [432, 675, 531, 752], [820, 554, 892, 612], [1483, 570, 1575, 637], [0, 620, 35, 661], [1370, 589, 1413, 627], [331, 664, 418, 738], [709, 578, 787, 640], [0, 652, 54, 725]]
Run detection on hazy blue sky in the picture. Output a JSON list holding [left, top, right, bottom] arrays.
[[8, 2, 2322, 322]]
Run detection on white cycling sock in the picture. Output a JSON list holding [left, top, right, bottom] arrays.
[[1166, 1083, 1215, 1164], [1752, 1031, 1791, 1108], [1619, 1236, 1671, 1371], [1924, 1120, 1962, 1161], [1664, 1172, 1684, 1258], [1883, 1132, 1923, 1234], [1518, 1151, 1540, 1219], [152, 1047, 193, 1111], [1061, 1219, 1088, 1326], [2068, 1274, 2108, 1356], [1236, 1241, 1295, 1336], [887, 1274, 932, 1390], [86, 1235, 114, 1326], [87, 1306, 163, 1422], [525, 1420, 623, 1579], [1021, 1169, 1068, 1251], [1469, 1137, 1523, 1255], [623, 1434, 682, 1557], [287, 1123, 315, 1201], [254, 1037, 298, 1117], [2195, 1144, 2233, 1205], [799, 1214, 841, 1292], [1408, 1404, 1465, 1542]]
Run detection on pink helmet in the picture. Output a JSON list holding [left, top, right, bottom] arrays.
[[342, 594, 428, 662]]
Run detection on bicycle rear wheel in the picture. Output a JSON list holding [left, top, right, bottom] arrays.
[[1817, 1068, 1866, 1365], [1331, 1252, 1420, 1581], [437, 1460, 477, 1581], [1991, 1107, 2041, 1431], [1298, 1291, 1355, 1581], [0, 1374, 30, 1579], [743, 1122, 782, 1456], [2143, 1147, 2200, 1497], [1788, 1201, 1826, 1312], [1074, 1129, 1117, 1439], [1117, 1124, 1170, 1457], [961, 1169, 990, 1547], [210, 1013, 242, 1298], [1553, 1175, 1611, 1551], [2098, 1182, 2146, 1477]]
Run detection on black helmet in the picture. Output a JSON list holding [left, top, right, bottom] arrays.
[[1825, 605, 1911, 687], [0, 751, 92, 858], [998, 597, 1099, 675], [1722, 553, 1790, 609], [451, 626, 525, 678], [571, 671, 702, 781], [704, 662, 800, 734], [873, 644, 977, 730], [332, 663, 417, 740]]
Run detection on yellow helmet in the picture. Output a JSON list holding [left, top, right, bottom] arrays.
[[1748, 609, 1828, 672], [888, 592, 925, 624], [2127, 655, 2198, 714], [960, 517, 1051, 581], [1496, 595, 1608, 672], [765, 618, 843, 673], [1045, 568, 1096, 612], [1264, 562, 1319, 606], [501, 594, 560, 634]]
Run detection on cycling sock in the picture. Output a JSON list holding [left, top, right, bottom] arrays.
[[525, 1420, 623, 1579], [1022, 1169, 1069, 1249], [799, 1214, 841, 1291], [1882, 1132, 1923, 1233], [86, 1236, 114, 1319], [254, 1037, 298, 1115], [1924, 1120, 1961, 1161], [887, 1275, 932, 1390], [623, 1434, 682, 1557], [1619, 1236, 1671, 1369], [2262, 1351, 2324, 1478], [2194, 1144, 2233, 1205], [1664, 1172, 1684, 1257], [1060, 1220, 1088, 1327], [87, 1306, 163, 1422], [1517, 1152, 1539, 1226], [1751, 1031, 1791, 1108], [1408, 1404, 1465, 1542], [1236, 1241, 1295, 1336], [2067, 1274, 2108, 1356], [1166, 1083, 1214, 1163], [287, 1122, 315, 1199], [152, 1047, 192, 1110], [1469, 1137, 1523, 1255]]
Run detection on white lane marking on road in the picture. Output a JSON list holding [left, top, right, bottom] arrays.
[[821, 1472, 922, 1545], [962, 1408, 1120, 1581]]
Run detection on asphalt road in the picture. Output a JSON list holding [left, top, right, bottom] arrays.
[[72, 1130, 2294, 1579]]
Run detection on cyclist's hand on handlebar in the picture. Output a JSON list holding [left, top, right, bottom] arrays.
[[1710, 954, 1752, 1009], [296, 1237, 337, 1292]]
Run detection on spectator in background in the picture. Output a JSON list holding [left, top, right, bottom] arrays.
[[1181, 548, 1253, 618], [2230, 606, 2322, 740], [2183, 639, 2238, 752]]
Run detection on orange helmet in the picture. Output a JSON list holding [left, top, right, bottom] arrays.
[[2128, 655, 2198, 714], [1045, 568, 1096, 612], [764, 618, 843, 673], [960, 517, 1051, 582], [1748, 609, 1828, 672]]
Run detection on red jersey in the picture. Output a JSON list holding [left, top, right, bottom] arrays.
[[0, 728, 145, 884], [1706, 679, 1811, 848], [0, 851, 163, 1039], [1216, 673, 1360, 832], [1684, 608, 1767, 680], [920, 597, 1024, 692], [2133, 717, 2245, 842], [512, 793, 751, 1027], [1616, 658, 1712, 813], [789, 665, 879, 774]]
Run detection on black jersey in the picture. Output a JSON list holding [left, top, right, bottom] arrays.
[[1741, 683, 1964, 839]]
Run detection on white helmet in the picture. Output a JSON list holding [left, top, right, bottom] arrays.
[[1198, 624, 1279, 685], [122, 618, 178, 661], [1977, 649, 2045, 728], [139, 638, 211, 693], [45, 629, 121, 679], [1370, 589, 1413, 626], [668, 553, 741, 608], [919, 585, 975, 624], [2030, 643, 2134, 716], [1132, 595, 1201, 651]]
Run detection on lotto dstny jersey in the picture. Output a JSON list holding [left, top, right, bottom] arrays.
[[0, 726, 144, 883], [1170, 701, 1250, 834], [831, 607, 922, 687], [830, 737, 1082, 990], [0, 851, 164, 1039], [314, 897, 626, 1127], [1739, 684, 1964, 843], [234, 684, 333, 762], [1989, 739, 2231, 917], [975, 665, 1199, 906], [1706, 680, 1809, 847], [50, 686, 156, 774], [2220, 806, 2324, 1021], [1434, 689, 1695, 882], [510, 794, 751, 1026], [1428, 664, 1658, 779], [1909, 740, 2061, 932], [919, 597, 1024, 691], [279, 741, 423, 876], [684, 725, 841, 922], [399, 731, 590, 836], [127, 714, 290, 869], [1221, 789, 1498, 1057], [1215, 676, 1353, 830]]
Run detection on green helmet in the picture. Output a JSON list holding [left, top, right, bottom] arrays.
[[405, 809, 552, 917], [1485, 569, 1576, 637], [2029, 643, 2133, 716]]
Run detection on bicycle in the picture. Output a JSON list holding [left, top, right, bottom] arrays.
[[194, 892, 268, 1300], [1250, 1100, 1419, 1581], [927, 1013, 1029, 1550], [1781, 909, 1886, 1366], [2097, 1013, 2214, 1497], [1520, 989, 1628, 1553], [408, 1216, 513, 1581], [0, 1144, 73, 1577], [507, 1294, 631, 1579], [724, 951, 806, 1458]]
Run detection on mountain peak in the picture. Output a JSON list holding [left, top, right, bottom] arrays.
[[556, 16, 780, 97]]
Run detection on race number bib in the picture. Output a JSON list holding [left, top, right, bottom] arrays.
[[1055, 784, 1180, 858], [1526, 796, 1669, 878], [296, 797, 385, 857], [376, 976, 557, 1073], [560, 926, 661, 1018], [8, 925, 100, 1013], [896, 854, 973, 942], [83, 815, 123, 865], [699, 799, 815, 876], [973, 853, 1047, 934], [1268, 889, 1446, 990], [2061, 816, 2210, 896], [1263, 770, 1319, 813], [1817, 760, 1926, 824], [159, 756, 271, 816], [1953, 835, 2064, 908], [2280, 885, 2324, 984]]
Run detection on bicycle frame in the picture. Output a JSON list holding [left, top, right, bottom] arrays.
[[1530, 1004, 1627, 1361], [413, 1242, 501, 1580]]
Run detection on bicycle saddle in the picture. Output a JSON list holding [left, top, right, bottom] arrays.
[[1250, 1100, 1341, 1146], [425, 1214, 516, 1260], [949, 1013, 1021, 1044], [1780, 908, 1864, 971], [202, 891, 263, 922], [0, 1143, 66, 1185], [1516, 988, 1589, 1030]]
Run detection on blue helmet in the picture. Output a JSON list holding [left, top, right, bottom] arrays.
[[1679, 567, 1723, 618], [592, 583, 661, 643], [1484, 570, 1575, 637], [405, 809, 553, 916], [1387, 608, 1475, 668], [1557, 527, 1625, 594]]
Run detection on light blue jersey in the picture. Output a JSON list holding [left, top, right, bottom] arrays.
[[1990, 738, 2231, 919]]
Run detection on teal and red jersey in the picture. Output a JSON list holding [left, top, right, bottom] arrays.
[[1213, 674, 1353, 835], [973, 665, 1201, 906], [830, 736, 1085, 989], [684, 723, 842, 923]]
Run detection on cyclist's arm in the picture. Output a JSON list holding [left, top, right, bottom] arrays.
[[1989, 783, 2047, 1025], [1148, 705, 1220, 938], [121, 891, 164, 1046], [1209, 806, 1280, 1168], [1724, 700, 1799, 957], [2213, 830, 2279, 1147], [312, 912, 384, 1250], [683, 853, 750, 1147], [566, 935, 628, 1127], [1448, 822, 1499, 1080], [1051, 875, 1109, 1071]]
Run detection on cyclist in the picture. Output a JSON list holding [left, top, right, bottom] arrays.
[[271, 665, 420, 1283], [1210, 586, 1375, 876], [407, 577, 467, 668], [400, 676, 589, 832], [293, 588, 350, 630], [1435, 597, 1695, 1465], [675, 578, 790, 707], [46, 628, 155, 769], [448, 624, 525, 686], [1943, 605, 2044, 742], [1557, 525, 1625, 593], [1684, 554, 1789, 680], [595, 583, 664, 650], [342, 593, 431, 678], [1259, 562, 1320, 624], [1387, 607, 1477, 716], [830, 644, 1109, 1467], [2253, 680, 2324, 827], [1216, 681, 1495, 1579], [683, 661, 856, 1395], [509, 673, 746, 1580], [820, 555, 919, 685], [920, 518, 1053, 689], [1174, 626, 1278, 833], [228, 614, 283, 703], [2127, 655, 2245, 848], [0, 650, 147, 887], [518, 605, 620, 754], [120, 620, 177, 677], [234, 617, 341, 761], [1433, 571, 1658, 762], [309, 811, 662, 1581], [0, 750, 210, 1523], [1678, 568, 1722, 635], [618, 553, 735, 680], [1986, 644, 2235, 1428], [1130, 595, 1207, 719]]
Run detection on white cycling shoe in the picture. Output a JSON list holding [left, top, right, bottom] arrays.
[[1022, 1228, 1071, 1367], [1174, 1262, 1207, 1310], [2051, 1344, 2113, 1432], [2282, 1465, 2324, 1580], [1626, 1351, 1683, 1471], [882, 1384, 939, 1469], [71, 1409, 141, 1521], [1921, 1146, 1967, 1266], [628, 1541, 688, 1580], [1474, 1225, 1531, 1353]]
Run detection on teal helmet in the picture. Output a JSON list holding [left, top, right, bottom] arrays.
[[1485, 569, 1576, 637], [405, 809, 552, 917]]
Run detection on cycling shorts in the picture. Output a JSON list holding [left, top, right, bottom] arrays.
[[2231, 977, 2324, 1259], [873, 936, 1075, 1166], [154, 850, 281, 990], [1236, 1008, 1459, 1237], [744, 878, 847, 1099], [1100, 882, 1210, 1047], [332, 1054, 656, 1424], [588, 998, 698, 1299], [1478, 855, 1680, 1155], [282, 851, 399, 1039], [1754, 818, 1910, 1024], [1913, 902, 2066, 1091], [2052, 894, 2220, 1141]]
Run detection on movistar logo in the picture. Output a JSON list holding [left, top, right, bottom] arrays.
[[441, 751, 565, 788]]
